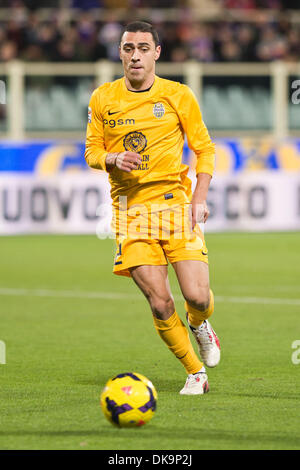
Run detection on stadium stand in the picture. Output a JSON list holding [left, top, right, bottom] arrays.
[[0, 1, 300, 63], [0, 0, 299, 134]]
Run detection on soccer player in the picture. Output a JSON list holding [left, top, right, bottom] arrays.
[[85, 21, 220, 395]]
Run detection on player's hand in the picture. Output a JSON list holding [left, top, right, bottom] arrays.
[[115, 151, 142, 173], [191, 199, 210, 230]]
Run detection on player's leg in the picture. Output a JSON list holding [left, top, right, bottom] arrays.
[[129, 264, 209, 394], [172, 259, 220, 368], [130, 264, 174, 321], [173, 259, 212, 324]]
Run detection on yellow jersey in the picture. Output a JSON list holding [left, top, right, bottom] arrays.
[[85, 75, 215, 209]]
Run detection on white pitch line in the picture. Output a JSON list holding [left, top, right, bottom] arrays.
[[0, 287, 299, 306], [215, 295, 300, 306], [0, 287, 140, 300]]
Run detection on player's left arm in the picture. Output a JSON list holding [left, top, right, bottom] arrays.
[[191, 172, 211, 228], [178, 85, 215, 228]]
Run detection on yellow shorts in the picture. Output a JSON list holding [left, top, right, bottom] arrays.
[[113, 203, 208, 278]]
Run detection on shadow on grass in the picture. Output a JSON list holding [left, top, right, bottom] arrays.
[[74, 375, 182, 393], [0, 426, 299, 449], [74, 373, 300, 404]]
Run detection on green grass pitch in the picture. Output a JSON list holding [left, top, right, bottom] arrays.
[[0, 232, 299, 450]]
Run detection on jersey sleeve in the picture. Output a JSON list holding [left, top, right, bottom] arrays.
[[177, 85, 215, 177], [84, 89, 108, 171]]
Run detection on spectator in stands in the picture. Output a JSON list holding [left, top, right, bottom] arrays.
[[213, 22, 234, 60], [98, 19, 122, 61], [53, 37, 80, 62], [159, 23, 183, 62], [170, 46, 189, 62], [35, 22, 58, 60], [255, 24, 288, 61], [21, 43, 45, 61], [236, 23, 258, 61], [188, 24, 215, 62], [287, 27, 300, 61], [0, 40, 18, 62], [220, 40, 243, 61]]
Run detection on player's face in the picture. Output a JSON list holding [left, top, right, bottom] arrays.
[[119, 31, 161, 88]]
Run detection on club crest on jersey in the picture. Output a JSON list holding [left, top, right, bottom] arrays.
[[153, 102, 165, 119], [123, 131, 147, 153], [88, 106, 92, 123]]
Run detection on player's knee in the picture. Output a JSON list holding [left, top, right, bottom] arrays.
[[185, 289, 210, 312], [150, 296, 175, 320]]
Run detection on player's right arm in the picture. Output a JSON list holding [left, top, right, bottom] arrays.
[[85, 89, 142, 173], [105, 151, 143, 173]]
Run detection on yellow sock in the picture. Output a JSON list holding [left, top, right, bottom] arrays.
[[153, 310, 203, 375], [185, 289, 214, 328]]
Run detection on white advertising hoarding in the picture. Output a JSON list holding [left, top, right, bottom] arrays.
[[0, 172, 299, 235]]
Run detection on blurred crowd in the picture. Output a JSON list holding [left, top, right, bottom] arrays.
[[1, 0, 299, 10], [0, 0, 300, 63], [1, 0, 299, 9]]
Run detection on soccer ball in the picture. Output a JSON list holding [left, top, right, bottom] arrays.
[[100, 372, 157, 427]]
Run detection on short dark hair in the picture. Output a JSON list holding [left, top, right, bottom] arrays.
[[120, 21, 160, 47]]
